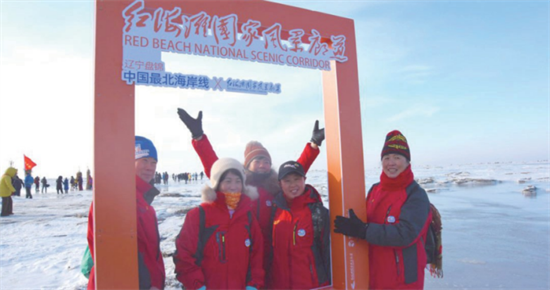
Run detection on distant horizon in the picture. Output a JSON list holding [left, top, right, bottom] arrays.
[[13, 157, 549, 180]]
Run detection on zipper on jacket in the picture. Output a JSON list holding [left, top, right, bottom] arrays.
[[221, 233, 226, 261], [394, 249, 401, 278], [216, 231, 227, 263], [293, 223, 298, 245]]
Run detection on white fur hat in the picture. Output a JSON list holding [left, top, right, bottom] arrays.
[[210, 157, 246, 191]]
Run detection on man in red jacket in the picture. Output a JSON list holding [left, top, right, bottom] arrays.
[[87, 136, 166, 290]]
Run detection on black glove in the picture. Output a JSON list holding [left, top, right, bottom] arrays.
[[334, 209, 367, 239], [177, 108, 203, 139], [310, 120, 325, 146]]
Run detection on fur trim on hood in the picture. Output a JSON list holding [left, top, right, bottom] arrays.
[[245, 169, 280, 196], [201, 184, 259, 203]]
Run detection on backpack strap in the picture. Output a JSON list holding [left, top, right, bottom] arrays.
[[428, 203, 443, 278], [193, 205, 218, 266]]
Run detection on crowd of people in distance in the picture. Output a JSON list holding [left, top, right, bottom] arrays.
[[0, 169, 95, 216], [152, 171, 205, 185]]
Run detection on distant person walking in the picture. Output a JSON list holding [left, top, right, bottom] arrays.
[[56, 176, 64, 194], [76, 172, 83, 191], [1, 167, 17, 216], [70, 176, 76, 191], [41, 177, 48, 193], [63, 177, 69, 193], [86, 169, 93, 190], [25, 171, 34, 199], [11, 173, 23, 197], [34, 176, 40, 193]]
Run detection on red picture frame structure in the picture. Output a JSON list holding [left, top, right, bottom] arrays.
[[93, 0, 368, 288]]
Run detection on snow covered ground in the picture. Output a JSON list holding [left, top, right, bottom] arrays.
[[1, 161, 548, 289]]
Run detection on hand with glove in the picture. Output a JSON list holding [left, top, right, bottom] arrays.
[[334, 209, 368, 239], [177, 108, 204, 139], [310, 120, 325, 148]]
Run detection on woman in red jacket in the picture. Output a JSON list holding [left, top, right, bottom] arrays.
[[268, 161, 331, 289], [174, 158, 264, 290], [334, 130, 432, 290]]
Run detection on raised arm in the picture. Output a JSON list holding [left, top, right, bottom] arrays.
[[297, 120, 324, 173], [177, 108, 219, 177]]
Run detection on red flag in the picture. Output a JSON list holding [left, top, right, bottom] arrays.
[[24, 155, 37, 171]]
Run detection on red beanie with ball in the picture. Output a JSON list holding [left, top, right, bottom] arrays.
[[381, 130, 410, 161]]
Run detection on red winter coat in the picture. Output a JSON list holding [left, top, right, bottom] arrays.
[[365, 165, 431, 290], [191, 134, 319, 273], [87, 176, 166, 289], [173, 185, 264, 289], [268, 185, 331, 289]]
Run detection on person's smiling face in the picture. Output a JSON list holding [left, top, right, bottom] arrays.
[[280, 173, 306, 200], [382, 154, 409, 178]]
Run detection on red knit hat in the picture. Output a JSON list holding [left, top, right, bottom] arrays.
[[381, 130, 410, 161], [244, 141, 272, 168]]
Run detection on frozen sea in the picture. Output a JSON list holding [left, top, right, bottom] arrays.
[[1, 161, 548, 290]]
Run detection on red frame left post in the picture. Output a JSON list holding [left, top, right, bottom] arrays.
[[93, 0, 138, 288]]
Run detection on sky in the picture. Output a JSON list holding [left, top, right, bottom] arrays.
[[0, 0, 548, 179]]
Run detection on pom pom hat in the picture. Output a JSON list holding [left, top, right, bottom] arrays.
[[135, 136, 158, 161], [381, 130, 410, 161], [244, 141, 272, 168]]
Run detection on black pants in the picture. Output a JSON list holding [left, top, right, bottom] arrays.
[[1, 196, 13, 216], [26, 187, 33, 199], [57, 187, 63, 194]]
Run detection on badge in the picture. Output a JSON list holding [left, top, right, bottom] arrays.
[[266, 200, 272, 207], [297, 229, 306, 237], [387, 216, 396, 223], [245, 238, 251, 247]]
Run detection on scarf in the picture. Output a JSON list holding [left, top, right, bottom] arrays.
[[379, 164, 414, 190], [223, 192, 242, 210]]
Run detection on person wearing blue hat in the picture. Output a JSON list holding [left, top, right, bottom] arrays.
[[86, 136, 166, 290]]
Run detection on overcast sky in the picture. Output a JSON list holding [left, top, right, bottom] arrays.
[[1, 0, 548, 178]]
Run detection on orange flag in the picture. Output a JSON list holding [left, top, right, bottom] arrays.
[[24, 155, 37, 171]]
